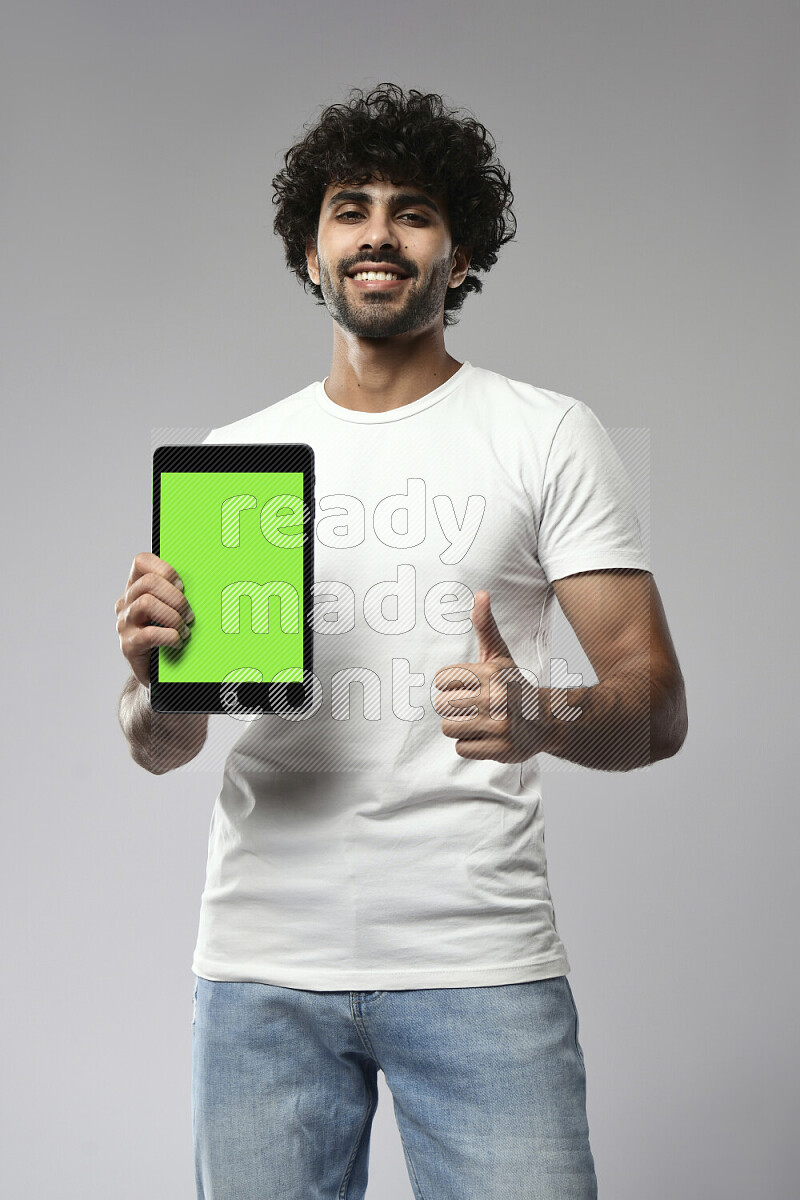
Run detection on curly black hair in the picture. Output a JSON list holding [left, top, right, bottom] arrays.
[[272, 84, 516, 326]]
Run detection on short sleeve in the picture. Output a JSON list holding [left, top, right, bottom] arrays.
[[536, 401, 650, 583]]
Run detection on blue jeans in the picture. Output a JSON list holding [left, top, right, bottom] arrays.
[[192, 974, 598, 1199]]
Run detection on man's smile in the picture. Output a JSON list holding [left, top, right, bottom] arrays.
[[344, 260, 412, 291], [347, 273, 410, 290]]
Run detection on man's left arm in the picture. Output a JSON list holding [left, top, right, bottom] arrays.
[[540, 567, 688, 770], [434, 569, 687, 772]]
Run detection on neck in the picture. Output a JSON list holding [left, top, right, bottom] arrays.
[[323, 324, 462, 413]]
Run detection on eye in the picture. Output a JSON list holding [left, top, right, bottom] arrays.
[[399, 212, 427, 224], [336, 210, 363, 221]]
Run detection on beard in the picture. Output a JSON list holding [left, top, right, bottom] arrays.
[[317, 255, 453, 338]]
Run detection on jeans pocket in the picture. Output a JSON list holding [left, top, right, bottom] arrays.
[[192, 976, 199, 1027]]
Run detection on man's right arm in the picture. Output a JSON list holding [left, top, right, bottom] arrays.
[[118, 673, 209, 775], [116, 552, 209, 774]]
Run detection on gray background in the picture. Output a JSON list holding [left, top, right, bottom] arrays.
[[2, 1, 797, 1196]]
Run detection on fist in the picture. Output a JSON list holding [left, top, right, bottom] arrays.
[[433, 590, 541, 763]]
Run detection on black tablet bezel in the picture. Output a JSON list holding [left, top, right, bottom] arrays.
[[150, 443, 315, 715]]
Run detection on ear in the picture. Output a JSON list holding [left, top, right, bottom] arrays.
[[448, 245, 472, 289], [305, 234, 320, 286]]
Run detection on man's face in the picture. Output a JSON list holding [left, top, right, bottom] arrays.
[[306, 178, 471, 339]]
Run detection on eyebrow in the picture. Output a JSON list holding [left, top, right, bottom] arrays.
[[325, 188, 441, 215]]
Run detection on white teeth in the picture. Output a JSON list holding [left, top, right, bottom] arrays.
[[353, 271, 401, 281]]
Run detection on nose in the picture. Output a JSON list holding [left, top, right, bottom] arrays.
[[358, 206, 400, 252]]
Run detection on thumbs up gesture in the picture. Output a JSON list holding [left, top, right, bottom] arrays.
[[433, 590, 541, 763]]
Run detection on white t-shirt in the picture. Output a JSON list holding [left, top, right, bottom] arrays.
[[191, 361, 650, 990]]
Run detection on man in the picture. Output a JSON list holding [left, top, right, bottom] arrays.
[[116, 84, 687, 1200]]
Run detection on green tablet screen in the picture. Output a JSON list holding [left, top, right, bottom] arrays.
[[157, 470, 306, 684]]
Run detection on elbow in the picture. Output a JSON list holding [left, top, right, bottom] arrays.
[[142, 728, 209, 776], [654, 722, 687, 763], [134, 747, 201, 776], [128, 744, 166, 776], [653, 676, 688, 762]]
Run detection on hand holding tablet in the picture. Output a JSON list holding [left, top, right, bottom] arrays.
[[115, 551, 194, 688], [131, 443, 315, 714]]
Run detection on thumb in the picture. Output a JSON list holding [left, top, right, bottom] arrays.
[[472, 590, 512, 663]]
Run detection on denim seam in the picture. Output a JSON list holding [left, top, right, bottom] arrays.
[[349, 996, 384, 1061], [338, 995, 384, 1199], [564, 979, 586, 1069], [394, 1123, 428, 1200], [337, 1084, 377, 1200], [353, 988, 390, 1008]]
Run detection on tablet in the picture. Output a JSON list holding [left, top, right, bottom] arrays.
[[150, 443, 315, 715]]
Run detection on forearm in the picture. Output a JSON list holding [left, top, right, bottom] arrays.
[[536, 669, 688, 771], [118, 674, 209, 774]]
